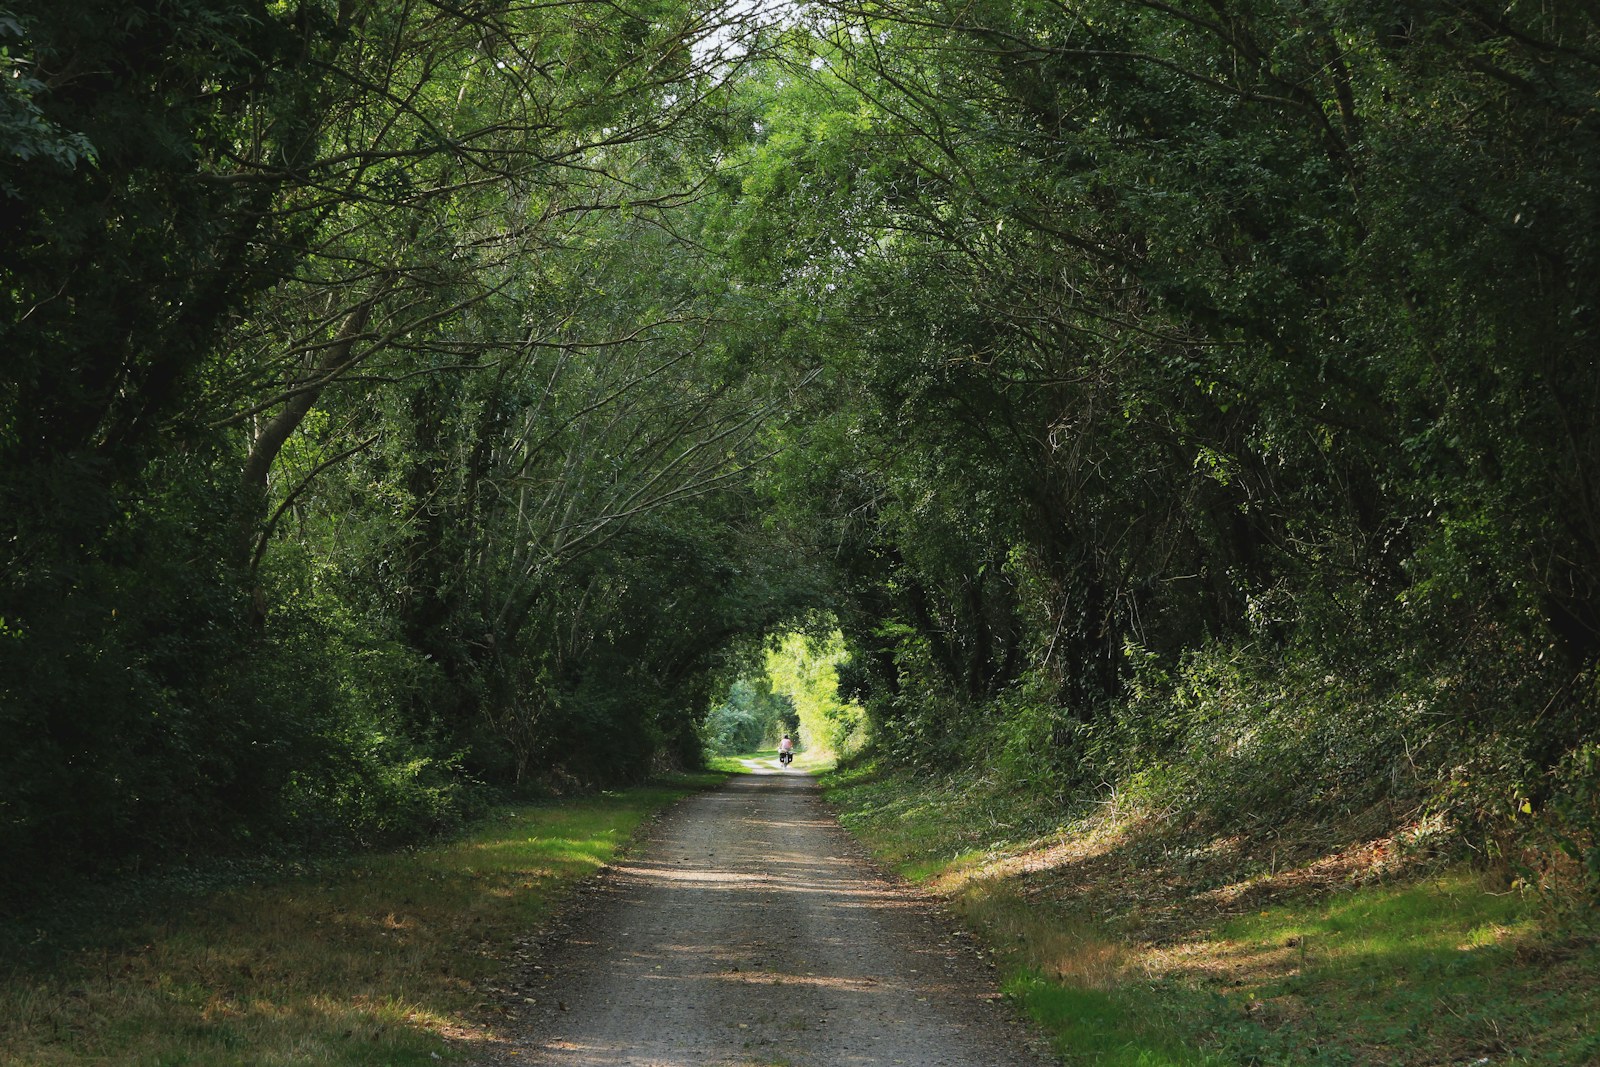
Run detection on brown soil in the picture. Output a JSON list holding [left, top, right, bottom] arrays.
[[459, 766, 1057, 1066]]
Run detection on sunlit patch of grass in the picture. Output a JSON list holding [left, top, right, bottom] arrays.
[[0, 777, 716, 1066], [822, 760, 1104, 883], [1195, 873, 1598, 1065], [1004, 977, 1230, 1067]]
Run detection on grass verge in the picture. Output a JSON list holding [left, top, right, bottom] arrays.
[[0, 773, 721, 1067], [821, 759, 1599, 1066]]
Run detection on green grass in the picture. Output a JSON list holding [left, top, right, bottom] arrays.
[[707, 751, 771, 773], [0, 773, 722, 1067], [1200, 874, 1600, 1065], [1004, 979, 1229, 1067], [820, 759, 1600, 1067]]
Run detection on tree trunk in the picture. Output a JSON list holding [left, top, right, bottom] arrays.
[[239, 300, 375, 622]]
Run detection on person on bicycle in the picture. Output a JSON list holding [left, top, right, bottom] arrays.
[[778, 734, 795, 765]]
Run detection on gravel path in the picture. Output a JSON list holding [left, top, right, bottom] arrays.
[[468, 764, 1056, 1067]]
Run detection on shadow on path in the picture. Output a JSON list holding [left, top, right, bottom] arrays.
[[462, 770, 1054, 1067]]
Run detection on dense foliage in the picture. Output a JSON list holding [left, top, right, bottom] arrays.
[[739, 1, 1600, 887], [0, 0, 816, 900], [4, 0, 1599, 902]]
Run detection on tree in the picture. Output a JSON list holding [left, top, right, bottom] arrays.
[[728, 1, 1600, 850]]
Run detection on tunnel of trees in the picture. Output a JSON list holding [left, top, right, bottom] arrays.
[[3, 0, 1599, 904]]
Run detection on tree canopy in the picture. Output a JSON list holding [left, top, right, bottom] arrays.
[[3, 0, 1599, 901]]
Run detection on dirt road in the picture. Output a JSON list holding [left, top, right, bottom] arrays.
[[472, 764, 1056, 1067]]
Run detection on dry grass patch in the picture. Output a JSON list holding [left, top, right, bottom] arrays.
[[952, 879, 1127, 990]]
